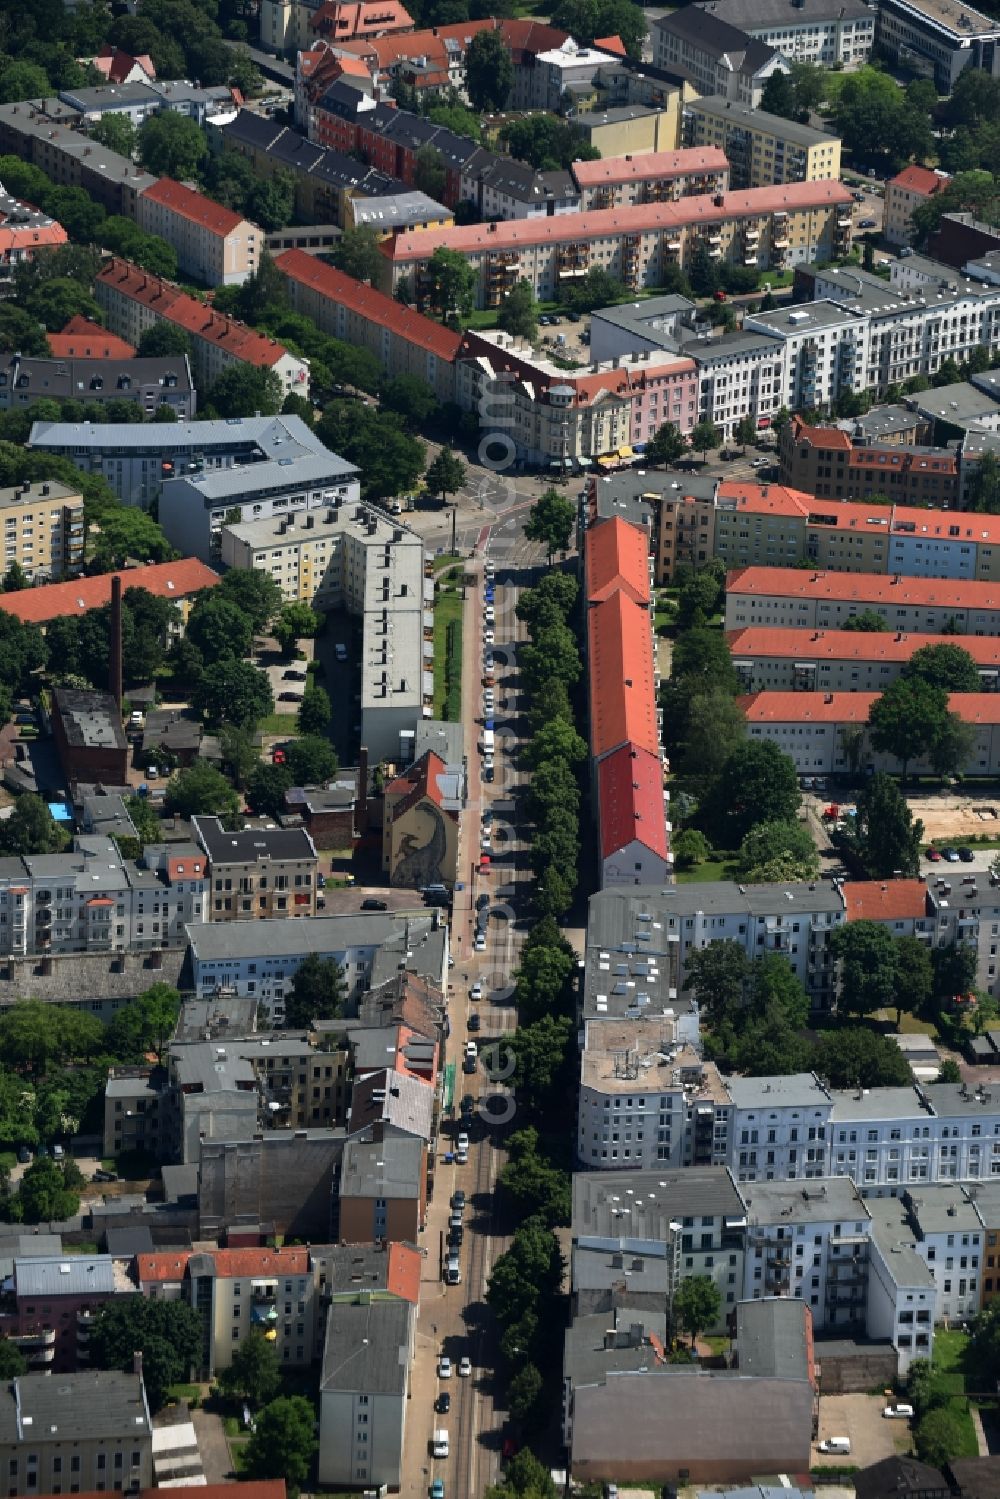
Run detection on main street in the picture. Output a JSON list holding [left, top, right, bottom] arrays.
[[399, 495, 549, 1498]]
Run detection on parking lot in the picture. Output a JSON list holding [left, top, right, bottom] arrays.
[[814, 1393, 913, 1470]]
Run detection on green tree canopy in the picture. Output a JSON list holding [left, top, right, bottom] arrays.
[[831, 920, 899, 1018], [331, 225, 384, 285], [219, 1329, 281, 1407], [842, 610, 889, 632], [737, 818, 819, 883], [813, 1026, 913, 1088], [702, 739, 801, 845], [138, 112, 208, 178], [843, 771, 923, 878], [244, 1397, 317, 1489], [465, 29, 514, 110], [425, 447, 467, 503], [673, 1275, 722, 1345], [205, 365, 282, 420], [868, 676, 950, 778], [90, 1298, 203, 1410], [524, 489, 575, 562], [193, 659, 274, 729], [647, 421, 687, 468], [903, 643, 981, 692], [498, 279, 538, 340], [286, 735, 338, 786], [104, 983, 181, 1063], [164, 762, 240, 821], [0, 795, 69, 857], [18, 1156, 80, 1225], [186, 594, 254, 662], [217, 568, 283, 636], [284, 954, 348, 1028]]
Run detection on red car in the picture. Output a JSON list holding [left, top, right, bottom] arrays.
[[927, 847, 941, 862], [479, 854, 491, 873], [272, 747, 287, 765]]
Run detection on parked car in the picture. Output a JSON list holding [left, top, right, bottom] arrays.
[[334, 643, 348, 661], [474, 932, 486, 952], [437, 1356, 452, 1378], [272, 747, 286, 765], [436, 1393, 451, 1414], [958, 846, 975, 862], [859, 217, 878, 228], [282, 668, 306, 681], [458, 1357, 472, 1377], [432, 1481, 445, 1499], [927, 847, 941, 861], [468, 1013, 481, 1032], [943, 847, 961, 863], [470, 981, 483, 1000], [883, 1404, 914, 1419], [278, 690, 302, 702], [361, 897, 388, 910]]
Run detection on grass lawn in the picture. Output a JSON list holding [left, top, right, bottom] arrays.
[[167, 1384, 202, 1405], [433, 579, 463, 720], [259, 713, 301, 737], [465, 308, 500, 330], [934, 1328, 970, 1375], [927, 1328, 981, 1459], [433, 553, 462, 574], [0, 1151, 15, 1173], [676, 859, 736, 883]]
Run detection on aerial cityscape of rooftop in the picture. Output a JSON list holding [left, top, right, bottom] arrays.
[[8, 0, 1000, 1495]]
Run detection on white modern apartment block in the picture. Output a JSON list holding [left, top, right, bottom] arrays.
[[741, 1177, 872, 1329], [695, 0, 874, 65], [0, 837, 206, 958], [727, 1074, 833, 1184], [867, 1196, 937, 1374], [828, 1082, 1000, 1187]]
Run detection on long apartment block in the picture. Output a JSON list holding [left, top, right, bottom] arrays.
[[742, 687, 1000, 789], [379, 181, 855, 309], [725, 566, 1000, 634], [729, 626, 1000, 693], [682, 95, 842, 190], [0, 480, 84, 581]]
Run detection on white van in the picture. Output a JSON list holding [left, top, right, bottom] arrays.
[[432, 1430, 450, 1458], [818, 1437, 851, 1455], [480, 729, 495, 754]]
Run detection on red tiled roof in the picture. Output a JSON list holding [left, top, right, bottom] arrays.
[[739, 690, 879, 724], [0, 559, 218, 626], [386, 180, 854, 261], [387, 1242, 422, 1304], [598, 740, 668, 860], [49, 316, 136, 359], [136, 1251, 193, 1284], [386, 750, 448, 817], [726, 566, 1000, 611], [841, 879, 929, 922], [95, 45, 156, 82], [142, 178, 248, 238], [310, 0, 414, 36], [572, 147, 728, 188], [728, 626, 1000, 665], [740, 689, 1000, 726], [789, 415, 852, 450], [889, 165, 950, 197], [207, 1247, 310, 1278], [97, 259, 295, 370], [593, 32, 626, 54], [0, 216, 66, 255], [588, 591, 658, 760], [585, 515, 651, 605], [166, 853, 206, 882], [274, 248, 461, 363]]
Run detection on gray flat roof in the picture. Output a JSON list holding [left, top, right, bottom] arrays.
[[741, 1176, 870, 1225], [15, 1255, 118, 1298], [905, 1185, 984, 1235], [320, 1298, 412, 1394], [564, 1308, 669, 1388], [852, 404, 923, 438], [193, 815, 315, 865], [829, 1085, 925, 1120], [698, 0, 872, 26], [750, 300, 862, 336], [188, 909, 436, 963], [53, 687, 126, 751], [169, 1042, 256, 1093], [735, 1297, 811, 1381], [686, 329, 784, 360], [0, 1372, 151, 1444], [725, 1073, 830, 1111], [914, 382, 1000, 424], [30, 412, 333, 458], [573, 1166, 747, 1244], [685, 92, 839, 147], [859, 1197, 935, 1286], [340, 1132, 424, 1199]]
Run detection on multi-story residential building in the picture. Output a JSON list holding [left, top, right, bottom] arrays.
[[318, 1296, 415, 1491], [0, 352, 194, 421], [725, 565, 1000, 634], [587, 471, 717, 586], [0, 836, 206, 959], [885, 165, 952, 247], [741, 1177, 872, 1331], [274, 249, 460, 403], [876, 0, 1000, 90], [729, 627, 1000, 693], [338, 1130, 427, 1242], [157, 427, 359, 563], [872, 1187, 984, 1322], [456, 329, 700, 464], [193, 817, 318, 924], [572, 1167, 748, 1330], [188, 1246, 316, 1375], [570, 148, 729, 210], [713, 483, 886, 573], [186, 909, 448, 1024], [682, 96, 842, 190], [0, 1258, 137, 1374], [104, 1067, 168, 1159], [741, 688, 1000, 782], [779, 416, 960, 507], [0, 480, 84, 582], [30, 413, 351, 514], [0, 98, 156, 217], [94, 259, 309, 400], [136, 179, 262, 287], [0, 558, 218, 631], [0, 190, 67, 285], [726, 1074, 834, 1184], [309, 0, 415, 43], [867, 1195, 937, 1373], [61, 78, 236, 127], [652, 8, 790, 106], [694, 0, 874, 63], [47, 317, 136, 360], [0, 1373, 153, 1492], [577, 1028, 729, 1169], [381, 182, 855, 309], [690, 330, 789, 437]]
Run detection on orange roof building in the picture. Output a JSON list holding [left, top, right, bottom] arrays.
[[95, 258, 309, 397], [841, 879, 930, 923], [0, 188, 67, 272], [886, 165, 951, 247], [597, 740, 670, 883], [571, 146, 730, 207], [381, 180, 854, 305], [49, 316, 135, 359], [588, 591, 659, 762], [0, 559, 218, 627], [310, 0, 414, 40], [741, 689, 1000, 778], [585, 515, 652, 606], [727, 625, 1000, 693], [275, 247, 459, 402], [137, 179, 262, 288], [725, 566, 1000, 636], [93, 45, 156, 84]]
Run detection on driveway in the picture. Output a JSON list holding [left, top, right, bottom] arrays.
[[814, 1393, 912, 1469], [191, 1407, 234, 1484]]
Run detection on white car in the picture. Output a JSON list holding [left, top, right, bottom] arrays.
[[484, 605, 495, 622], [457, 1131, 470, 1151], [470, 982, 482, 1001], [484, 626, 495, 645], [455, 1148, 468, 1164], [438, 1356, 452, 1378], [458, 1357, 472, 1377], [474, 932, 486, 952], [480, 832, 491, 851], [883, 1404, 914, 1419]]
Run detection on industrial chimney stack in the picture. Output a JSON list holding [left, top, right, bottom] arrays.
[[109, 574, 123, 709]]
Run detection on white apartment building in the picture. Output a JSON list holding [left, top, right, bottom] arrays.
[[741, 1177, 872, 1329], [691, 329, 788, 435], [726, 1074, 833, 1184], [728, 627, 1000, 693], [724, 567, 1000, 635], [652, 8, 791, 106], [222, 501, 433, 759], [866, 1196, 937, 1374], [137, 178, 262, 288], [0, 838, 206, 958], [187, 1246, 317, 1376], [827, 1082, 1000, 1188], [695, 0, 874, 65]]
